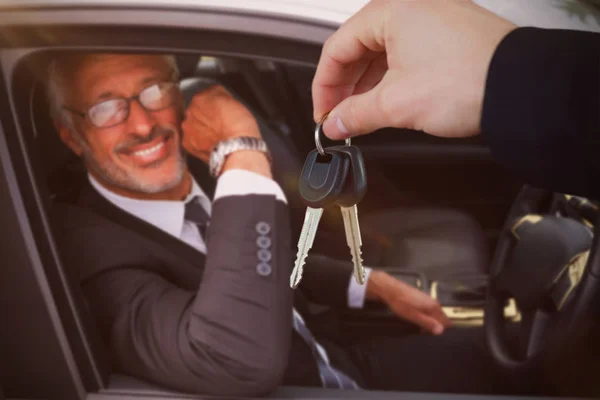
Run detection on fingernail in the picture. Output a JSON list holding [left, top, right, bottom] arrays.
[[323, 116, 349, 140], [433, 325, 444, 335], [336, 117, 349, 136]]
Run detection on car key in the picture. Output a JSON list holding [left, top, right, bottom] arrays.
[[330, 145, 368, 285], [291, 149, 350, 288]]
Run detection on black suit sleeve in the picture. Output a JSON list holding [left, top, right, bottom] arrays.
[[299, 254, 354, 309], [481, 27, 600, 200], [64, 196, 293, 397]]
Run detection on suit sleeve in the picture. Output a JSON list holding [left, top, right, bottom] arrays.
[[481, 27, 600, 200], [299, 254, 355, 308], [65, 195, 293, 397]]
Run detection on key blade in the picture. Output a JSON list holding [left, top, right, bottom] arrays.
[[290, 207, 324, 288], [340, 205, 366, 285]]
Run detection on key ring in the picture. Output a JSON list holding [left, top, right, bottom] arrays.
[[315, 113, 351, 156]]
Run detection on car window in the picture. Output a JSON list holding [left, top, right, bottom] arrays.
[[2, 10, 598, 398], [7, 49, 505, 398]]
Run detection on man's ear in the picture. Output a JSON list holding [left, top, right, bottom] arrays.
[[55, 119, 83, 156]]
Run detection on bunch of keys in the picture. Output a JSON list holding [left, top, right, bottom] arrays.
[[290, 115, 367, 289]]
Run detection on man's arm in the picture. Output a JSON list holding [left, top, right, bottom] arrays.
[[68, 194, 292, 397], [300, 254, 358, 308], [299, 255, 450, 334], [481, 27, 600, 200]]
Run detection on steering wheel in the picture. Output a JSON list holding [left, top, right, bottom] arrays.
[[485, 185, 600, 380]]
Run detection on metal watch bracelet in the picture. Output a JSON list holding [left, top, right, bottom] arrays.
[[209, 137, 271, 178]]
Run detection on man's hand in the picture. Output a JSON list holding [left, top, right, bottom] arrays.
[[312, 0, 517, 140], [181, 85, 271, 178], [366, 270, 451, 335]]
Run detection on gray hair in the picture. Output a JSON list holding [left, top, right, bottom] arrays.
[[46, 53, 180, 130]]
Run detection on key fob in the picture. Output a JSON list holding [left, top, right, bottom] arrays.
[[327, 145, 367, 207], [299, 149, 350, 208]]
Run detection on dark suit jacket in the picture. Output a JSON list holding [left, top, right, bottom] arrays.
[[482, 27, 600, 201], [51, 159, 360, 396]]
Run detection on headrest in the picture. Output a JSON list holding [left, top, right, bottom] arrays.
[[31, 82, 86, 203], [175, 54, 200, 79]]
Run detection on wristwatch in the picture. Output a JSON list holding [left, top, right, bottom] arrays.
[[209, 136, 271, 177]]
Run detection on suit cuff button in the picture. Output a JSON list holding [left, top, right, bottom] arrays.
[[257, 262, 272, 276], [256, 236, 272, 249], [255, 221, 271, 235], [257, 249, 272, 262]]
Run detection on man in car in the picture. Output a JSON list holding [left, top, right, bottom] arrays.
[[50, 52, 514, 397]]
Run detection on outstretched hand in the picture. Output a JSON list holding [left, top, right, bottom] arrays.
[[366, 270, 452, 335], [312, 0, 516, 140]]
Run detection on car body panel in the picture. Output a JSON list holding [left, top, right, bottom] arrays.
[[1, 0, 600, 32]]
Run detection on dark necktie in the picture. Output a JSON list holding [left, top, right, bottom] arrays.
[[184, 196, 209, 238]]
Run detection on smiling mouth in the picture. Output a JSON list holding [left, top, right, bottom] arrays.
[[121, 134, 173, 166], [132, 139, 165, 157]]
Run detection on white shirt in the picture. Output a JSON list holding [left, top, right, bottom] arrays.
[[89, 169, 371, 308]]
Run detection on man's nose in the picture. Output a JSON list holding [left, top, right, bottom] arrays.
[[126, 99, 154, 136]]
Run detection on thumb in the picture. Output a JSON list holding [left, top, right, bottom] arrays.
[[322, 73, 406, 140]]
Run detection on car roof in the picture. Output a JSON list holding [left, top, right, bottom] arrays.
[[2, 0, 600, 31]]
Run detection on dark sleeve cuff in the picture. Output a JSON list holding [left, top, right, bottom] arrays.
[[299, 254, 353, 309], [481, 27, 600, 200]]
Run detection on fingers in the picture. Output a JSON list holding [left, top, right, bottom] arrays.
[[391, 294, 452, 335], [354, 54, 388, 96], [187, 84, 231, 112], [311, 51, 381, 126], [312, 0, 387, 121], [321, 71, 410, 140], [320, 79, 383, 140], [366, 270, 452, 335], [421, 297, 452, 330], [434, 306, 453, 328], [393, 302, 446, 336], [414, 313, 445, 336]]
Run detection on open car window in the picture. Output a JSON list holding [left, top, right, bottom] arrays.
[[1, 3, 600, 400]]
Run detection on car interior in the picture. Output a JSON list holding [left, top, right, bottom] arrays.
[[1, 19, 600, 400], [34, 52, 510, 335]]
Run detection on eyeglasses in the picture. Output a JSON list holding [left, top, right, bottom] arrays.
[[63, 81, 179, 129]]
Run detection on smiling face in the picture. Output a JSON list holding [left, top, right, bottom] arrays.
[[55, 53, 190, 199]]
